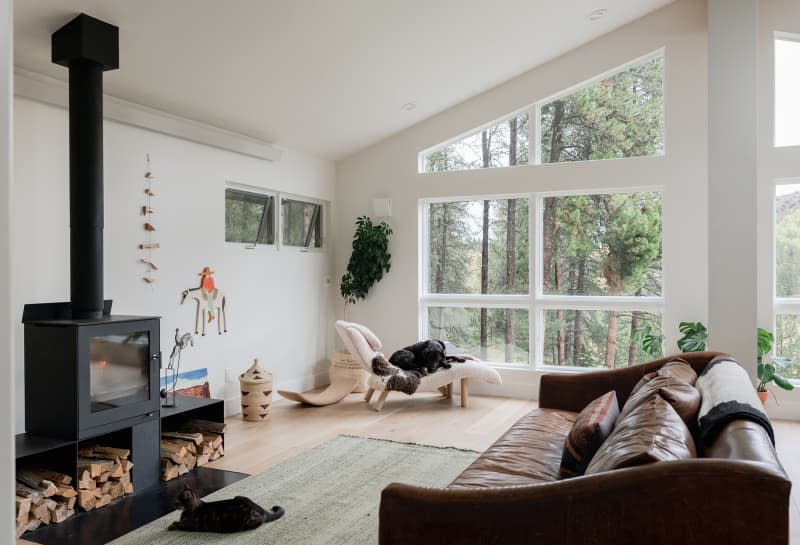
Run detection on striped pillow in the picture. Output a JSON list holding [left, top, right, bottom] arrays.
[[559, 391, 619, 479]]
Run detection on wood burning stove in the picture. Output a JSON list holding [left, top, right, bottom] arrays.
[[23, 309, 160, 440]]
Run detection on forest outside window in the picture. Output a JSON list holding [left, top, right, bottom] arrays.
[[420, 190, 664, 370], [419, 50, 664, 173], [773, 182, 800, 380], [539, 191, 663, 369], [225, 187, 275, 246], [422, 198, 530, 365], [281, 197, 324, 249]]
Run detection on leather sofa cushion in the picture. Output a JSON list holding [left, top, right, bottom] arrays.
[[559, 391, 619, 479], [622, 373, 701, 426], [449, 408, 577, 488], [586, 395, 697, 474]]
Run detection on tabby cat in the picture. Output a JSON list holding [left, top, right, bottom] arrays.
[[168, 486, 285, 533]]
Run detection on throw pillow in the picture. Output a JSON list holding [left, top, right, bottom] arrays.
[[585, 395, 697, 474], [558, 391, 619, 479]]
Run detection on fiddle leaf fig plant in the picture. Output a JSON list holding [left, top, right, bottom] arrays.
[[340, 216, 392, 319]]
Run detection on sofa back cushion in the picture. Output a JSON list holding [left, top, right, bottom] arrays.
[[622, 361, 701, 427], [558, 391, 619, 479], [586, 395, 697, 474]]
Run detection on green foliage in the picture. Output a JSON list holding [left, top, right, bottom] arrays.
[[671, 321, 795, 393], [540, 56, 663, 163], [425, 114, 529, 172], [676, 321, 708, 352], [340, 217, 393, 305]]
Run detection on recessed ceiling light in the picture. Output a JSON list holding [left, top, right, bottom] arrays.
[[401, 101, 417, 111], [589, 8, 607, 20]]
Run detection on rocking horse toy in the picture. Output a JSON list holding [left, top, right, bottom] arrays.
[[181, 267, 228, 335]]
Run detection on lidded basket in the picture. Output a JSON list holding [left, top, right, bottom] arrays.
[[239, 358, 273, 422]]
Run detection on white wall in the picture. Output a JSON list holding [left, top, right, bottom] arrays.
[[12, 95, 336, 432], [707, 1, 758, 370], [335, 0, 708, 398], [0, 0, 14, 540]]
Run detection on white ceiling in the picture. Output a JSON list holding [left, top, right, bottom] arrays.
[[14, 0, 673, 160]]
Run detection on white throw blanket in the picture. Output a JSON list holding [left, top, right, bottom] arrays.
[[696, 357, 774, 446]]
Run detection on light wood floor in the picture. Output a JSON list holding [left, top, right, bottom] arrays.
[[18, 391, 800, 544]]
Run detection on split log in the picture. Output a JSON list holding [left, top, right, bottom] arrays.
[[161, 431, 203, 445], [55, 485, 77, 498], [77, 461, 102, 479], [77, 477, 96, 490], [179, 418, 227, 434], [49, 502, 69, 524], [77, 490, 97, 511], [15, 482, 43, 503], [202, 433, 223, 450], [32, 468, 72, 486], [97, 471, 111, 483], [95, 494, 112, 509], [161, 460, 179, 481], [65, 496, 77, 510], [16, 470, 58, 497], [80, 445, 130, 460], [25, 518, 42, 532], [123, 482, 134, 495], [195, 454, 210, 467], [16, 520, 27, 538], [15, 496, 31, 522], [31, 501, 50, 524]]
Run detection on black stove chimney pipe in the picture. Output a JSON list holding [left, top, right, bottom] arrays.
[[52, 14, 119, 319]]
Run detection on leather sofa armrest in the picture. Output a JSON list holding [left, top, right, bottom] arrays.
[[379, 459, 789, 545], [538, 351, 728, 411]]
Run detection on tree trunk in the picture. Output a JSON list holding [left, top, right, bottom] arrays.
[[432, 204, 450, 337], [628, 311, 641, 366], [541, 104, 564, 292], [480, 131, 491, 359], [505, 119, 518, 363], [556, 258, 566, 365], [573, 260, 586, 365], [605, 311, 618, 368]]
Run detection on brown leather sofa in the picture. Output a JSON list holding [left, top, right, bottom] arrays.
[[379, 352, 792, 545]]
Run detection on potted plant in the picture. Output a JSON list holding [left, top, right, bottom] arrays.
[[340, 216, 393, 320], [756, 328, 795, 405], [331, 216, 392, 392], [642, 322, 794, 405]]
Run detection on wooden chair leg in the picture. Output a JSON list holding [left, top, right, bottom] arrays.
[[446, 382, 453, 399], [375, 390, 389, 412], [461, 378, 469, 408], [364, 388, 375, 403]]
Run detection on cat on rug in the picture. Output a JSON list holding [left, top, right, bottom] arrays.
[[168, 486, 285, 533]]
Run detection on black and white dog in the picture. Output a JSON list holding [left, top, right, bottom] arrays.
[[389, 340, 466, 376]]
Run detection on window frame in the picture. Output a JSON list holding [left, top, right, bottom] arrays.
[[773, 178, 800, 384], [418, 48, 665, 173], [278, 192, 328, 252], [419, 187, 665, 371], [224, 182, 278, 249], [774, 32, 800, 149]]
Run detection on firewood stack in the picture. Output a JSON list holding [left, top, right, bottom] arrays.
[[15, 468, 77, 537], [76, 445, 134, 512], [160, 419, 226, 481]]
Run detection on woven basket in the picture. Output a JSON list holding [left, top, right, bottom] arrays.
[[330, 350, 369, 393], [239, 358, 273, 422]]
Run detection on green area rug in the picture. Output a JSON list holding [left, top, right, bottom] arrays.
[[109, 436, 478, 545]]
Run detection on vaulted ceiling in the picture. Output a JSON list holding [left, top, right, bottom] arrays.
[[14, 0, 674, 160]]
